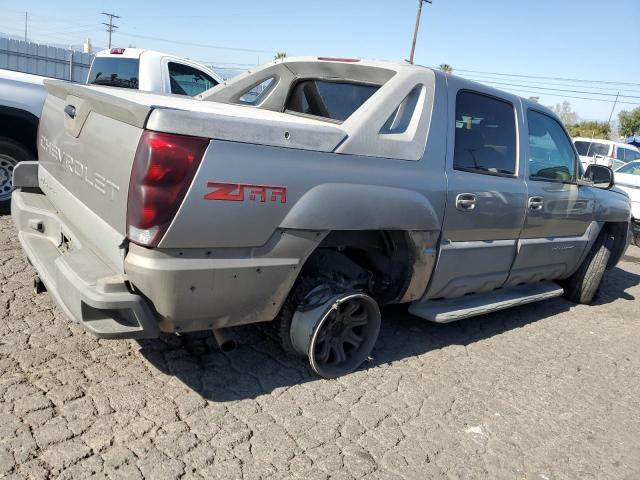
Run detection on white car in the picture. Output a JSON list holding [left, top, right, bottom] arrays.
[[574, 137, 640, 171], [615, 160, 640, 244]]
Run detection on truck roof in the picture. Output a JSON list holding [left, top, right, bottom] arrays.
[[94, 48, 159, 59]]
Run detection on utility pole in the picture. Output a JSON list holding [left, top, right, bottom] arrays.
[[101, 12, 120, 49], [608, 91, 619, 124], [24, 12, 27, 42], [409, 0, 432, 64]]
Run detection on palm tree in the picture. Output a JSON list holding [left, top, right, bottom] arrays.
[[438, 64, 453, 74], [274, 52, 287, 60]]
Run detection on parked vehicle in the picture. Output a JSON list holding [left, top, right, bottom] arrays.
[[0, 69, 47, 213], [615, 160, 640, 245], [11, 57, 632, 378], [87, 48, 222, 95], [0, 49, 221, 213], [573, 137, 640, 171]]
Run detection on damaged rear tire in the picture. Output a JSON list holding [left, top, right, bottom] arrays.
[[277, 280, 381, 379]]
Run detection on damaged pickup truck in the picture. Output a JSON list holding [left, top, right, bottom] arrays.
[[11, 57, 632, 378]]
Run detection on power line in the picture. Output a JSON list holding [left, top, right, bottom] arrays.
[[450, 67, 640, 88], [462, 77, 640, 99], [462, 72, 640, 95], [118, 31, 276, 54], [483, 86, 640, 106], [101, 12, 120, 49]]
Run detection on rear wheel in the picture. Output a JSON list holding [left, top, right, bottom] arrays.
[[563, 229, 613, 304], [0, 137, 32, 214], [278, 279, 381, 378]]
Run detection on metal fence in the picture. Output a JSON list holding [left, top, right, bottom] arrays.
[[0, 37, 93, 82]]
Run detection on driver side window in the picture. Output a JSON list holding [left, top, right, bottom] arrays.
[[528, 110, 577, 182]]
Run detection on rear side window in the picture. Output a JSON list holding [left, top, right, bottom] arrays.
[[528, 110, 577, 182], [617, 148, 640, 162], [168, 62, 218, 96], [88, 57, 139, 89], [239, 77, 276, 105], [453, 91, 517, 175], [285, 80, 379, 121]]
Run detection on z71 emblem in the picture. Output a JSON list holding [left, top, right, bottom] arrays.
[[204, 182, 287, 203]]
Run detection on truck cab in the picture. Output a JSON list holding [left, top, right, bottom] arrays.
[[86, 48, 222, 96]]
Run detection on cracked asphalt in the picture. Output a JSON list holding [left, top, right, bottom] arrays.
[[1, 214, 639, 479]]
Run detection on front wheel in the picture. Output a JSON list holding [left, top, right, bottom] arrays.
[[0, 137, 32, 214], [563, 229, 613, 304]]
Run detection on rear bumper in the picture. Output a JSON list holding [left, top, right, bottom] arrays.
[[12, 187, 321, 337], [11, 189, 160, 339]]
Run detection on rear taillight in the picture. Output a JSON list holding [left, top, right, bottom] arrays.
[[127, 130, 209, 247], [110, 48, 125, 54]]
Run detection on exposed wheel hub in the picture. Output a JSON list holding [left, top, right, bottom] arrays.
[[289, 292, 381, 379], [0, 154, 17, 202]]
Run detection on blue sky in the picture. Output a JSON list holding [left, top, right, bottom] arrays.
[[1, 0, 639, 121]]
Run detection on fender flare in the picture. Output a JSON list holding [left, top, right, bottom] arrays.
[[279, 183, 440, 231]]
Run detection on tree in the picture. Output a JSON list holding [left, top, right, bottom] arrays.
[[566, 121, 610, 140], [552, 101, 578, 125], [438, 64, 453, 74], [618, 107, 640, 138], [274, 52, 287, 60]]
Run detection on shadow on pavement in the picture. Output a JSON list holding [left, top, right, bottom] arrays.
[[136, 262, 639, 402], [593, 265, 639, 303]]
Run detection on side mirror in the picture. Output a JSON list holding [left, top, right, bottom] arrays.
[[583, 164, 614, 189]]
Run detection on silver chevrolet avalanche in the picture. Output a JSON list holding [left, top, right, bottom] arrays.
[[11, 57, 632, 378]]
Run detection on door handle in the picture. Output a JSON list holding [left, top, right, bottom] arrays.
[[528, 196, 544, 211], [456, 193, 477, 211], [64, 104, 76, 119]]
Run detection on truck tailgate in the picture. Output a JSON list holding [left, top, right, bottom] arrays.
[[38, 80, 151, 270]]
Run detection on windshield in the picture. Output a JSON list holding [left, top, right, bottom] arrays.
[[573, 141, 610, 157], [616, 162, 640, 175], [574, 141, 590, 156], [589, 142, 610, 157], [87, 57, 139, 89]]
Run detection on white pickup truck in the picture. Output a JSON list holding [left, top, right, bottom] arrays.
[[0, 48, 221, 212]]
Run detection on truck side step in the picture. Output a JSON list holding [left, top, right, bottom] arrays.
[[409, 281, 564, 323]]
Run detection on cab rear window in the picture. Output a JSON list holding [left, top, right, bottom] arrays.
[[87, 57, 139, 89], [285, 79, 379, 122]]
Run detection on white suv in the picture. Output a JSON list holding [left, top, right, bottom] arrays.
[[573, 137, 640, 171]]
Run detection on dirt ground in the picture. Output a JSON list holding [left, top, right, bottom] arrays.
[[1, 215, 639, 479]]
